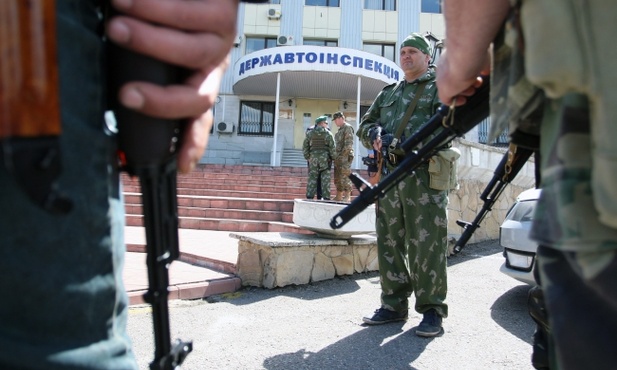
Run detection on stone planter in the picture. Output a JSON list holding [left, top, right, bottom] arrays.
[[292, 199, 375, 238]]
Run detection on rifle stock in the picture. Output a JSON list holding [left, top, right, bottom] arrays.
[[0, 0, 72, 213], [330, 77, 490, 230], [0, 0, 61, 137]]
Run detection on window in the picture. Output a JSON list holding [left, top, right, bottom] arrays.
[[305, 0, 340, 7], [360, 105, 370, 118], [364, 0, 396, 11], [239, 101, 275, 136], [478, 118, 509, 146], [363, 43, 396, 62], [303, 39, 338, 47], [245, 37, 277, 54], [421, 0, 441, 13]]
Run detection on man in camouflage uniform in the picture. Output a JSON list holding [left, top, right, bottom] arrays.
[[306, 124, 325, 199], [332, 111, 355, 202], [358, 33, 448, 338], [437, 0, 617, 368], [303, 116, 335, 200]]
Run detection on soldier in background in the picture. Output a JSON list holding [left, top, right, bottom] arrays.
[[305, 124, 324, 199], [303, 116, 335, 200], [332, 111, 355, 202]]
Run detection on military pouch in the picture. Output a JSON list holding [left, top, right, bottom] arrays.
[[428, 147, 461, 191]]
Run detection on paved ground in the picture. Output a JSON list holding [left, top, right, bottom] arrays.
[[126, 240, 536, 370], [123, 226, 240, 305]]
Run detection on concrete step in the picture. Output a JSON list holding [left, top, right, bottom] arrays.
[[124, 173, 309, 187], [125, 186, 307, 200], [125, 204, 294, 223], [165, 164, 310, 178], [125, 194, 295, 212], [125, 214, 314, 234], [124, 227, 242, 305]]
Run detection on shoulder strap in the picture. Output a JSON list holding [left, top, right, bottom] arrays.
[[389, 80, 428, 152]]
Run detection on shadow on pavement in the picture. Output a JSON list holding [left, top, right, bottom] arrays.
[[206, 272, 379, 306], [262, 321, 429, 370], [210, 239, 503, 306], [447, 239, 502, 267], [491, 284, 535, 344]]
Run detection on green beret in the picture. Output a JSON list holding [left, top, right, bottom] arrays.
[[400, 32, 431, 55], [315, 115, 328, 124]]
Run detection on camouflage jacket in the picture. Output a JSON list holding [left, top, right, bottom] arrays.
[[489, 1, 544, 148], [357, 68, 440, 151], [335, 122, 355, 159], [303, 126, 335, 161]]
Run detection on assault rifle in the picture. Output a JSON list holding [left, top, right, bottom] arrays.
[[452, 145, 535, 254], [107, 5, 192, 370], [330, 78, 491, 231]]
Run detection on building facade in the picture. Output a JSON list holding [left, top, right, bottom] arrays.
[[203, 0, 448, 168]]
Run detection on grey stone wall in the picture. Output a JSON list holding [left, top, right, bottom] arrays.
[[448, 139, 536, 243]]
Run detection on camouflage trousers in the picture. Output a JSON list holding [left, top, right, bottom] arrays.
[[535, 245, 617, 370], [375, 167, 449, 317], [306, 161, 331, 199], [333, 155, 353, 192], [528, 93, 617, 369]]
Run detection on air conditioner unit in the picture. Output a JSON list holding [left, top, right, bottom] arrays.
[[216, 122, 234, 133], [233, 35, 243, 47], [277, 35, 294, 46], [267, 8, 282, 19]]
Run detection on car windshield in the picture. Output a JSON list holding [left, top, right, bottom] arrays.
[[505, 200, 537, 222]]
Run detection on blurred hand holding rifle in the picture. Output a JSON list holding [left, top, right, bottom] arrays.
[[330, 77, 491, 241], [106, 3, 192, 369]]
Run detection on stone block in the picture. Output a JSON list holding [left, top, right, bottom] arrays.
[[269, 249, 314, 288], [231, 232, 378, 288], [312, 252, 336, 282]]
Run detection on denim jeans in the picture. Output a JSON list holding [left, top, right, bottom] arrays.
[[0, 1, 137, 368]]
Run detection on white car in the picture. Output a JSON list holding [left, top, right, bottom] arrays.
[[499, 188, 541, 285]]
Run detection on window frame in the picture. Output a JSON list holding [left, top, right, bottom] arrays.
[[362, 42, 396, 62], [245, 36, 278, 54], [303, 39, 338, 47], [421, 0, 441, 14], [238, 101, 276, 137], [305, 0, 340, 7], [364, 0, 396, 11]]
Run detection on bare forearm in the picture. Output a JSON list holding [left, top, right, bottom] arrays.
[[437, 0, 511, 105], [443, 0, 511, 64]]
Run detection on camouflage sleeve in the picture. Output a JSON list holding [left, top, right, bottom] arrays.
[[357, 90, 386, 149], [302, 132, 311, 160], [327, 132, 336, 160], [421, 77, 444, 146], [343, 125, 355, 156], [431, 80, 442, 115]]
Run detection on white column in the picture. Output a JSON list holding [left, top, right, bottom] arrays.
[[353, 75, 362, 170], [271, 72, 281, 166]]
